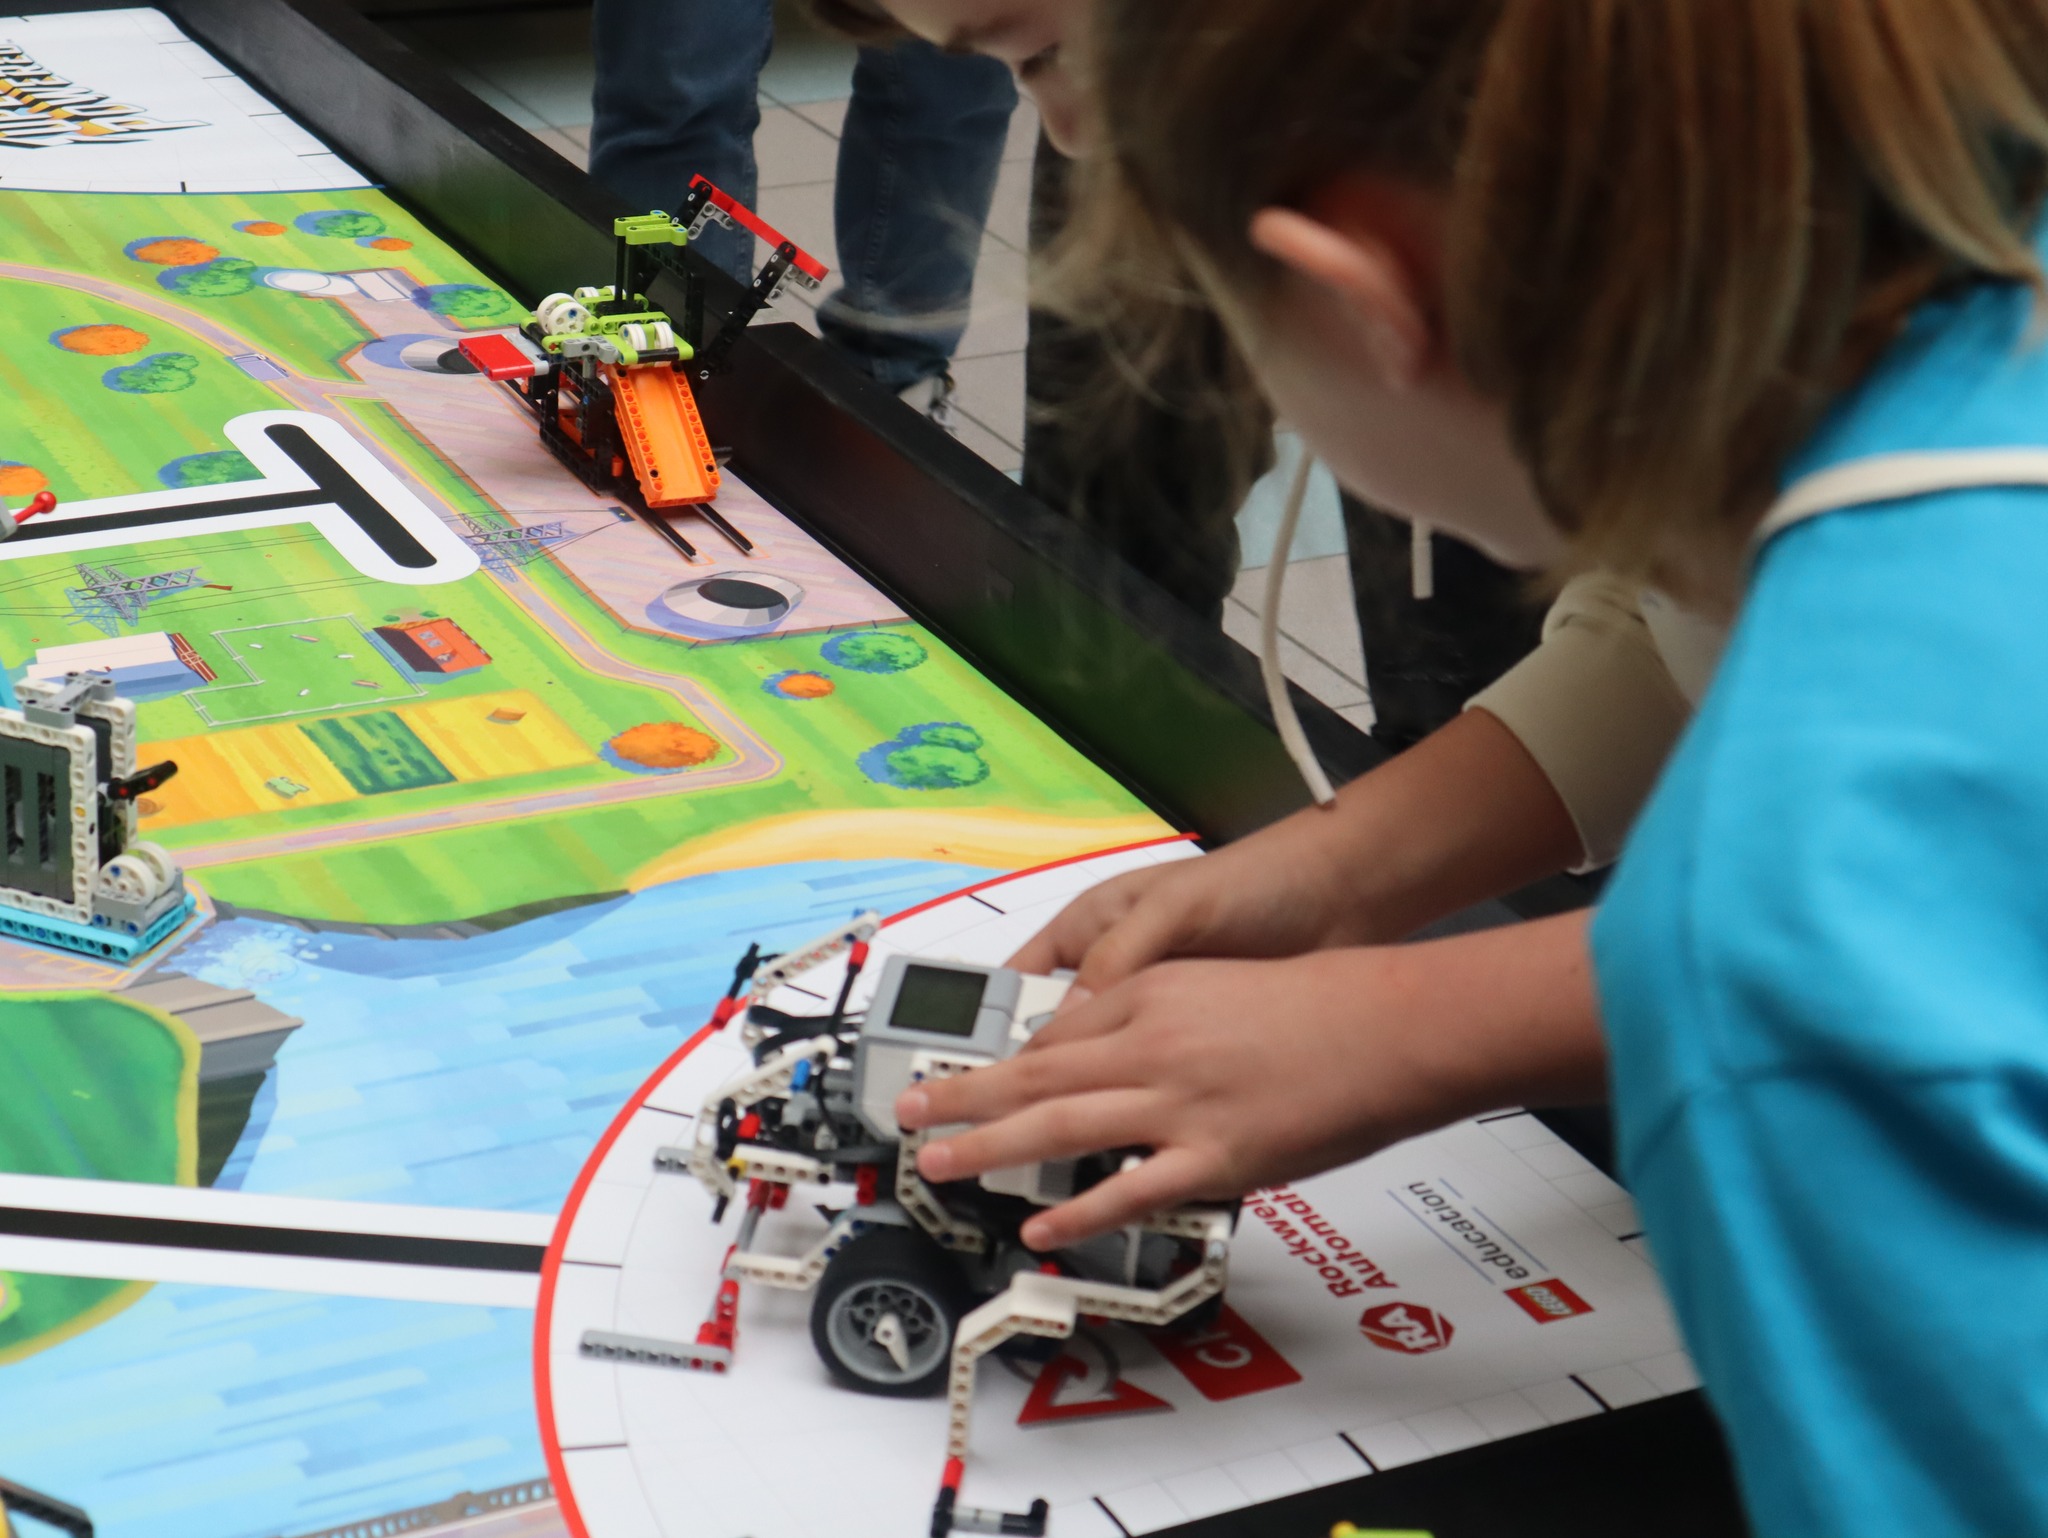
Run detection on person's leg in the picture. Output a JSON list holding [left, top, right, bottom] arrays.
[[1341, 496, 1543, 751], [587, 0, 772, 282], [816, 39, 1016, 391]]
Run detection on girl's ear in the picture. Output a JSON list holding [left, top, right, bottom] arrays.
[[1249, 206, 1430, 389]]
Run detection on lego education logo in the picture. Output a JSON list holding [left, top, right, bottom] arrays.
[[1505, 1279, 1594, 1324], [1359, 1302, 1454, 1356], [0, 41, 205, 149], [1392, 1179, 1546, 1285]]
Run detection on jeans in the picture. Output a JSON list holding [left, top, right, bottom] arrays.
[[589, 0, 1015, 391]]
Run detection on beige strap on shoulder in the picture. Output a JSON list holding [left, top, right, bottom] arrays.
[[1757, 449, 2048, 546]]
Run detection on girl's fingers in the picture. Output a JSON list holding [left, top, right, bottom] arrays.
[[914, 1087, 1160, 1184], [1008, 873, 1157, 975], [1020, 1146, 1219, 1251], [897, 1027, 1130, 1130], [1070, 887, 1211, 995], [1017, 984, 1133, 1052]]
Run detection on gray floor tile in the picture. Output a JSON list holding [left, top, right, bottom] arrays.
[[1006, 98, 1042, 161], [756, 105, 841, 189], [530, 125, 591, 170], [469, 51, 596, 130], [950, 349, 1027, 450], [789, 95, 850, 138], [761, 0, 858, 104], [954, 302, 1029, 364], [947, 411, 1025, 476], [452, 70, 549, 132], [954, 239, 1029, 359], [1221, 598, 1370, 712], [1233, 553, 1366, 689], [756, 179, 840, 273], [1236, 433, 1348, 565], [983, 156, 1032, 253]]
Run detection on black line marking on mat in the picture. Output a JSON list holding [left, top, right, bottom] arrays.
[[1338, 1431, 1381, 1472], [1091, 1497, 1132, 1538], [0, 1206, 546, 1273], [1476, 1110, 1529, 1125], [968, 892, 1005, 914], [1569, 1374, 1613, 1412], [1617, 1230, 1644, 1243], [7, 423, 435, 568]]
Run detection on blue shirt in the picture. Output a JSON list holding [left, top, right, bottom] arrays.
[[1594, 260, 2048, 1535]]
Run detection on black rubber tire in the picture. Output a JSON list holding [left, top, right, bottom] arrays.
[[810, 1226, 971, 1398]]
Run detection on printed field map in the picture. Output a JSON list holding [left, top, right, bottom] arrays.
[[0, 15, 1698, 1538], [0, 11, 1169, 1538]]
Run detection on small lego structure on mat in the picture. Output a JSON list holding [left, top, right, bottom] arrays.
[[0, 670, 194, 961], [583, 917, 1237, 1538], [460, 176, 826, 565]]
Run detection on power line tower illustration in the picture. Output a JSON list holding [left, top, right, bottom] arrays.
[[457, 515, 568, 578], [65, 562, 228, 636]]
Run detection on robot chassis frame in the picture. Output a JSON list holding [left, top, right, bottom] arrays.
[[579, 915, 1236, 1538]]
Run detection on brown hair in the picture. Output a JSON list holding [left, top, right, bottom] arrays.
[[1060, 0, 2048, 595]]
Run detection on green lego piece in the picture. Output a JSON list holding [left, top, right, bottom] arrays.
[[614, 212, 687, 247]]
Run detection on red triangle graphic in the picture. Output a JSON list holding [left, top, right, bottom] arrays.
[[1018, 1354, 1174, 1425]]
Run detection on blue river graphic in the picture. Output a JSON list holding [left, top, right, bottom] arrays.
[[0, 857, 995, 1538]]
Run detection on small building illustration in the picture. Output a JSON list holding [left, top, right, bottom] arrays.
[[374, 618, 490, 675], [25, 631, 215, 694]]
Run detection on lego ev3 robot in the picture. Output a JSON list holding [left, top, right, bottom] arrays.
[[579, 915, 1237, 1538]]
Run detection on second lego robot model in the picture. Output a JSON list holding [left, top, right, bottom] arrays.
[[459, 177, 827, 564]]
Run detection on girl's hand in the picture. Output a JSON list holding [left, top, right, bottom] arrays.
[[905, 912, 1605, 1251], [1007, 841, 1352, 995], [1009, 709, 1582, 993]]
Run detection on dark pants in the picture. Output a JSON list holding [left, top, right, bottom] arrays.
[[1340, 499, 1544, 750], [589, 0, 1014, 390]]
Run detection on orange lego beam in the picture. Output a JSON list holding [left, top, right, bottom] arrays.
[[608, 364, 722, 507]]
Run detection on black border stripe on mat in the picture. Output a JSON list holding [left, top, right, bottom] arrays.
[[0, 1206, 547, 1273]]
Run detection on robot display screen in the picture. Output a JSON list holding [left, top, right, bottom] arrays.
[[888, 964, 990, 1038]]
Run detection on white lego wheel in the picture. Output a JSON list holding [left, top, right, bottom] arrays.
[[535, 293, 593, 336], [92, 840, 181, 906]]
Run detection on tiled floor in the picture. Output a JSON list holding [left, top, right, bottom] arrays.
[[380, 1, 1373, 724]]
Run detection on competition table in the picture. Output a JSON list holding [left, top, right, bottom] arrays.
[[0, 3, 1743, 1535]]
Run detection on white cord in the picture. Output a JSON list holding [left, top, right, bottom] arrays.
[[1410, 519, 1436, 600], [1260, 454, 1339, 808]]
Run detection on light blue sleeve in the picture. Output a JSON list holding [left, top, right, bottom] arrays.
[[1595, 487, 2048, 1537], [1633, 1072, 2048, 1537]]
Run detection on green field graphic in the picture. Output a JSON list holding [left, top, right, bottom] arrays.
[[301, 711, 456, 795], [187, 617, 424, 726]]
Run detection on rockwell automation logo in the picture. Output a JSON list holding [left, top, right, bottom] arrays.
[[0, 41, 205, 149]]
